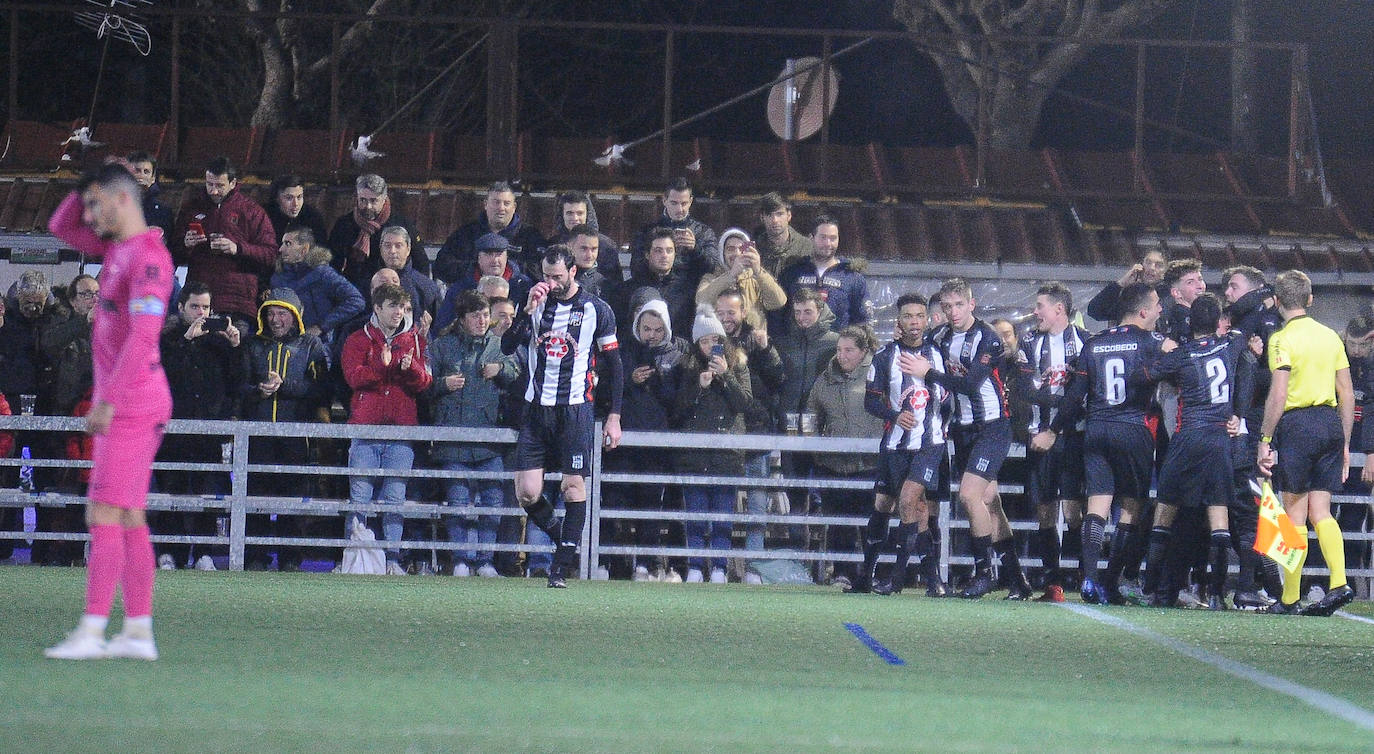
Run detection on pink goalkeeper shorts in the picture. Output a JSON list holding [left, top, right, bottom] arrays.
[[87, 417, 166, 510]]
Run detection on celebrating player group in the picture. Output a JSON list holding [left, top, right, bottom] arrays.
[[851, 266, 1356, 617]]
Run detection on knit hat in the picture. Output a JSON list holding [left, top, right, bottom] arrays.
[[717, 227, 751, 268], [691, 305, 726, 343], [633, 298, 673, 344]]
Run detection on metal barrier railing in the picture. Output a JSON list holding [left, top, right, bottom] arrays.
[[0, 415, 1369, 589]]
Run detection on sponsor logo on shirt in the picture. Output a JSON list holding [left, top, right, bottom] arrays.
[[129, 295, 166, 316]]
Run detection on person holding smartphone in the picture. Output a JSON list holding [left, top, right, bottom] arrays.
[[670, 307, 755, 584]]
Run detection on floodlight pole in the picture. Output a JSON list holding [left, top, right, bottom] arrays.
[[783, 58, 797, 141]]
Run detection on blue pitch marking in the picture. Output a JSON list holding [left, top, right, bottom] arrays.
[[844, 622, 906, 666]]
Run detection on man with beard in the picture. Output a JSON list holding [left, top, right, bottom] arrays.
[[512, 245, 623, 588], [171, 156, 277, 324], [44, 163, 174, 660], [777, 216, 870, 334]]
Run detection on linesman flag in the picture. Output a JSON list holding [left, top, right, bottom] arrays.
[[1249, 479, 1307, 574]]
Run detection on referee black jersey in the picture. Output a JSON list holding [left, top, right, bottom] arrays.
[[1016, 325, 1090, 434], [524, 287, 618, 407], [866, 339, 949, 451]]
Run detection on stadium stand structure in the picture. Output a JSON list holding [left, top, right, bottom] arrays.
[[2, 121, 1372, 275]]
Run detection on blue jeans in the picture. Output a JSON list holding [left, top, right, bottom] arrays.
[[347, 439, 414, 562], [443, 457, 503, 567], [684, 484, 737, 571], [743, 453, 769, 557]]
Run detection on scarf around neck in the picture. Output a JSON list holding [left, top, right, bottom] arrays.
[[350, 197, 393, 266]]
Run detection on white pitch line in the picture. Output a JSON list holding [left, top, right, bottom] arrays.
[[1060, 603, 1374, 733], [1335, 610, 1374, 626]]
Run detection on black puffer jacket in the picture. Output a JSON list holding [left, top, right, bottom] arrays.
[[671, 349, 753, 475]]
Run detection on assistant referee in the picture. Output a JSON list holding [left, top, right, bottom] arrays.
[[1256, 270, 1355, 616]]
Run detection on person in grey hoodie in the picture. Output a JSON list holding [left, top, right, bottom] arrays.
[[602, 297, 687, 580], [428, 290, 519, 577]]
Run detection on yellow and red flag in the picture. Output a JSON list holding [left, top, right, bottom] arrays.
[[1250, 479, 1307, 574]]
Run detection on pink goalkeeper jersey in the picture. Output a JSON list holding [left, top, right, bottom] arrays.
[[50, 192, 173, 421]]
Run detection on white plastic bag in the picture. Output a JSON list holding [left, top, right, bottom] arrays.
[[340, 519, 386, 575]]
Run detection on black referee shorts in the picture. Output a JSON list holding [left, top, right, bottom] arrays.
[[512, 403, 596, 477], [1274, 405, 1345, 495]]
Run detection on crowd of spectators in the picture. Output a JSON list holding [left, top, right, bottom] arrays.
[[8, 156, 1364, 591], [1, 159, 884, 580]]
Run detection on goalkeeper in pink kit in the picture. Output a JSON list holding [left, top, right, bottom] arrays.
[[44, 164, 174, 660]]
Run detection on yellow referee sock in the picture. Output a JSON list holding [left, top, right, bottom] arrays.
[[1281, 525, 1309, 605], [1313, 518, 1347, 590]]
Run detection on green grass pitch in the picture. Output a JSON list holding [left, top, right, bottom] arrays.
[[2, 567, 1372, 752]]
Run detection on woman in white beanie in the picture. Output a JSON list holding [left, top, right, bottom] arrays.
[[670, 306, 756, 584]]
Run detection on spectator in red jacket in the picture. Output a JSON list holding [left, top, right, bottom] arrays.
[[171, 156, 279, 322], [341, 283, 432, 574]]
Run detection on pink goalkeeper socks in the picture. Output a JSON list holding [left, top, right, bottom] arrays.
[[84, 524, 126, 617], [120, 525, 155, 618]]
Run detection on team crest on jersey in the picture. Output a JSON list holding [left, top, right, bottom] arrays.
[[1043, 366, 1069, 387], [901, 385, 930, 410], [569, 311, 584, 326], [571, 454, 584, 470], [538, 330, 578, 359]]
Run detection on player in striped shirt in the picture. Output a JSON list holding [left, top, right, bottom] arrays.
[[512, 245, 624, 588], [909, 278, 1033, 599], [856, 293, 951, 597], [1018, 282, 1091, 602]]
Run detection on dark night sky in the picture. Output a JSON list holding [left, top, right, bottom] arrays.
[[7, 1, 1374, 159]]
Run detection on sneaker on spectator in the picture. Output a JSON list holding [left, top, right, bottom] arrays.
[[661, 568, 683, 584], [105, 632, 158, 661], [831, 575, 853, 590], [594, 565, 611, 581], [385, 560, 406, 576], [744, 571, 763, 585], [476, 563, 499, 578], [686, 568, 704, 583], [44, 628, 106, 660], [453, 562, 472, 577], [194, 555, 217, 571], [709, 567, 727, 584], [157, 554, 176, 571], [632, 565, 652, 582]]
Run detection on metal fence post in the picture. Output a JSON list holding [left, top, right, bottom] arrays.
[[938, 497, 951, 583], [228, 425, 250, 571], [584, 421, 603, 580]]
